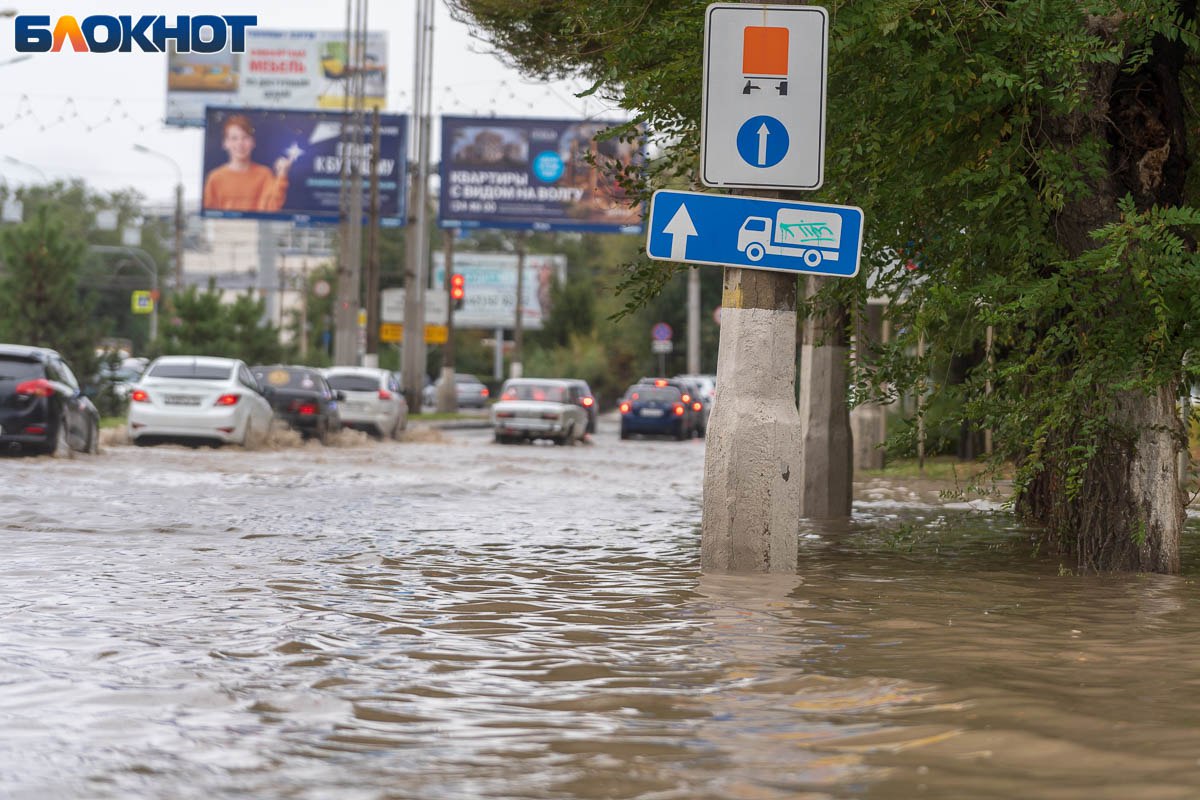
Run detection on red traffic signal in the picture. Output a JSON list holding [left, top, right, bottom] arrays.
[[450, 273, 465, 308]]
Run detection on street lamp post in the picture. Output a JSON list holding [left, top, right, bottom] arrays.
[[131, 144, 185, 293]]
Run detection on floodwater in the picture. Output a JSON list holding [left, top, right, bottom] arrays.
[[3, 419, 1200, 799]]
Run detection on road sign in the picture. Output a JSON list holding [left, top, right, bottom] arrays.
[[701, 3, 828, 190], [130, 290, 154, 314], [645, 189, 863, 278], [381, 288, 449, 325], [386, 323, 449, 345], [651, 339, 673, 354], [652, 322, 673, 341]]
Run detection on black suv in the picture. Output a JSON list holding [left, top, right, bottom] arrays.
[[0, 344, 100, 456]]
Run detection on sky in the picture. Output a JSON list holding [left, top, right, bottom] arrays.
[[0, 2, 624, 206]]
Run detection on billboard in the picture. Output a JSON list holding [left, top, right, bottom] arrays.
[[167, 29, 387, 127], [431, 251, 567, 330], [439, 116, 643, 234], [201, 106, 408, 226]]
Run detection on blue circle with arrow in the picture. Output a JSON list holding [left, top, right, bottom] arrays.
[[736, 115, 789, 169]]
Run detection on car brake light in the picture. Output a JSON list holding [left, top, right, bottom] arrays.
[[24, 425, 46, 434], [130, 389, 150, 403], [619, 402, 631, 414], [654, 379, 667, 387], [378, 389, 393, 400], [297, 402, 317, 415], [215, 393, 240, 406], [15, 378, 54, 397], [673, 404, 685, 416], [581, 396, 594, 407], [501, 391, 517, 401], [693, 402, 702, 412], [496, 411, 514, 418], [481, 387, 489, 397]]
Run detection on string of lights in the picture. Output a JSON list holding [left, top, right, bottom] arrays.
[[0, 79, 624, 135]]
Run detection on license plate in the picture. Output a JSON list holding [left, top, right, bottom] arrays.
[[640, 408, 663, 417], [164, 395, 201, 406], [344, 402, 368, 413]]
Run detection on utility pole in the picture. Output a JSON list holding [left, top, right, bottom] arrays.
[[511, 233, 526, 379], [333, 0, 368, 365], [687, 266, 701, 374], [436, 233, 458, 412], [402, 0, 434, 412], [363, 108, 382, 368]]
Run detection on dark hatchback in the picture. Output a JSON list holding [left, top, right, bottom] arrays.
[[251, 365, 343, 443], [0, 344, 100, 456], [619, 383, 690, 440]]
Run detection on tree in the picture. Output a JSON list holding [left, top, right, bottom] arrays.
[[161, 281, 285, 365], [450, 0, 1200, 573], [0, 205, 101, 378]]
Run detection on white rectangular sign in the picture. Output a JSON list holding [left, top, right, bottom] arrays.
[[701, 3, 828, 190], [381, 288, 447, 325]]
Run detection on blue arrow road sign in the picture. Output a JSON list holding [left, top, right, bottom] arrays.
[[645, 189, 863, 278]]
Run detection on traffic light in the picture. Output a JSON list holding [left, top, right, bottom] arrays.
[[450, 273, 465, 310]]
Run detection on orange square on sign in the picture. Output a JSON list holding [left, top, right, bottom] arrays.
[[742, 26, 789, 76]]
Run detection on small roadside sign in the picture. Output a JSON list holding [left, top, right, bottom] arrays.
[[646, 189, 863, 278], [385, 323, 450, 345], [701, 3, 828, 190], [651, 339, 673, 355], [131, 290, 154, 314], [652, 322, 673, 341]]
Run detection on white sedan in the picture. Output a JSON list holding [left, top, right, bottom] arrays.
[[127, 356, 274, 448], [491, 378, 588, 445], [323, 366, 408, 439]]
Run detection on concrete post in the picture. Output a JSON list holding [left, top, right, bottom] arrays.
[[687, 266, 701, 374], [701, 267, 801, 573], [798, 275, 853, 518], [849, 301, 885, 471]]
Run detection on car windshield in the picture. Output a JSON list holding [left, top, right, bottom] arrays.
[[628, 387, 680, 403], [501, 383, 566, 402], [0, 357, 43, 382], [327, 375, 379, 392], [255, 368, 320, 390], [147, 363, 233, 380]]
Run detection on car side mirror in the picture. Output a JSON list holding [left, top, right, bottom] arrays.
[[336, 390, 347, 401]]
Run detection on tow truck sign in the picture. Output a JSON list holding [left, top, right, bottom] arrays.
[[645, 189, 863, 278]]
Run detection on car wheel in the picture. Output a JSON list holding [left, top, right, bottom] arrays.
[[555, 425, 573, 446], [50, 415, 73, 458], [391, 415, 404, 441], [620, 428, 630, 440], [675, 423, 688, 441]]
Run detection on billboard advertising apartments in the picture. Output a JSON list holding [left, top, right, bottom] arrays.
[[201, 106, 407, 225], [439, 116, 643, 235]]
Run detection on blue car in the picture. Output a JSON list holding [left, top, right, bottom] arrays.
[[619, 383, 691, 440]]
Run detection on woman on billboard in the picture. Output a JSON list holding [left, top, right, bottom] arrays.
[[203, 114, 292, 212]]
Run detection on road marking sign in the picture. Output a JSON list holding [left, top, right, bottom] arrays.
[[646, 189, 863, 278], [131, 290, 154, 314], [701, 3, 828, 190]]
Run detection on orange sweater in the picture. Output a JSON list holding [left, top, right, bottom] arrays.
[[203, 163, 289, 212]]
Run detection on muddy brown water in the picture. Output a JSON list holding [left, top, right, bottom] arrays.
[[3, 421, 1200, 799]]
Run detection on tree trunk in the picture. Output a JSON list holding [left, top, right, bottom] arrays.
[[1017, 12, 1191, 572]]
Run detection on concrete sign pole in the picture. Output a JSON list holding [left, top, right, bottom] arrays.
[[798, 275, 853, 517], [701, 264, 801, 572], [687, 267, 701, 374]]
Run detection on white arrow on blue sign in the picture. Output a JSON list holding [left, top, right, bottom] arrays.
[[646, 189, 864, 278]]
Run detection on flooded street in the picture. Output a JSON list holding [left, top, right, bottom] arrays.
[[4, 418, 1200, 799]]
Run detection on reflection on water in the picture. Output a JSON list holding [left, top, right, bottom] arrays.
[[2, 432, 1200, 799]]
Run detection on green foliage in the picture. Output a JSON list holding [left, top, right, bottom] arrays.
[[0, 205, 101, 378], [160, 281, 286, 365]]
